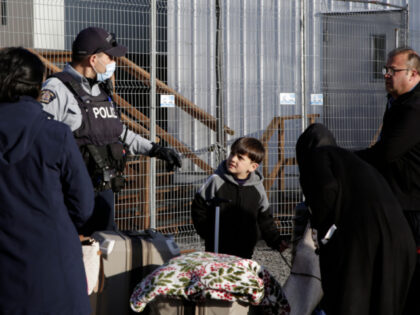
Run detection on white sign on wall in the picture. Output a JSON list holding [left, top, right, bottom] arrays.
[[310, 93, 323, 106], [160, 94, 175, 108], [279, 93, 296, 105]]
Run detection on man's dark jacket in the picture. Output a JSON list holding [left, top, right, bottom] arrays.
[[191, 161, 282, 259], [357, 82, 420, 211]]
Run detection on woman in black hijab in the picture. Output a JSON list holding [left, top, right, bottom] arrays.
[[296, 123, 415, 315]]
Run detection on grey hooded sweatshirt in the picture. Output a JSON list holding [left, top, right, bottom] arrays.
[[192, 161, 283, 258]]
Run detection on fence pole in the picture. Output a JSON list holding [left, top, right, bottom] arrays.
[[215, 0, 226, 164], [404, 5, 409, 46], [149, 0, 157, 229], [300, 0, 307, 133]]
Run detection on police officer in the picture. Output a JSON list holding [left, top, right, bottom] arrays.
[[40, 27, 182, 235]]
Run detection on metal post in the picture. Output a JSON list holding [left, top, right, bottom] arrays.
[[215, 0, 226, 164], [395, 6, 409, 50], [149, 0, 157, 229], [404, 4, 409, 47], [300, 0, 307, 132], [395, 28, 400, 48]]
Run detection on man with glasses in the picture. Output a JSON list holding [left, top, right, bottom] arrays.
[[357, 47, 420, 315], [40, 27, 181, 235]]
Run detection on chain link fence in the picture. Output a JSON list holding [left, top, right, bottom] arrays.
[[0, 0, 416, 247]]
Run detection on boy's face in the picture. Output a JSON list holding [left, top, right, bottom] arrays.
[[226, 153, 259, 179]]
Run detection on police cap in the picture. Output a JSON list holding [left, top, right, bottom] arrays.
[[72, 27, 127, 57]]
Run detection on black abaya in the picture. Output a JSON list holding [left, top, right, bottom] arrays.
[[296, 123, 416, 315]]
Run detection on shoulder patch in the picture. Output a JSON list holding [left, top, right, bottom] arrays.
[[40, 89, 56, 104]]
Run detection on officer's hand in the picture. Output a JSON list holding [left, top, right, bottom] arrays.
[[149, 143, 182, 172]]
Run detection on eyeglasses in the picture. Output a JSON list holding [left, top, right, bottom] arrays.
[[382, 66, 409, 76]]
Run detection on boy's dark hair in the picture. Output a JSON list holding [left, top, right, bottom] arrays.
[[0, 47, 45, 102], [230, 137, 265, 164]]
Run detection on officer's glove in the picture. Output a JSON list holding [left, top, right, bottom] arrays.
[[149, 143, 182, 172]]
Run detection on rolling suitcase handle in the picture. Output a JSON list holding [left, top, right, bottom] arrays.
[[214, 206, 220, 253], [212, 198, 230, 254]]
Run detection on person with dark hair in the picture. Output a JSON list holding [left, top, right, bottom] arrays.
[[355, 47, 420, 314], [297, 123, 415, 315], [191, 137, 287, 259], [40, 27, 182, 235], [0, 47, 94, 314]]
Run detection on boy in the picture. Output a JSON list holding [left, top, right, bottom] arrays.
[[192, 137, 287, 259]]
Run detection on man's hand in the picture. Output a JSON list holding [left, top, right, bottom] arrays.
[[149, 143, 182, 172]]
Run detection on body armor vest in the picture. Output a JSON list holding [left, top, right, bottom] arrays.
[[52, 72, 123, 146], [52, 72, 127, 192]]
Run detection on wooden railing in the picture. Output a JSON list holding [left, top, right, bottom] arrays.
[[261, 114, 320, 194], [34, 50, 234, 136], [30, 49, 222, 230], [116, 56, 235, 136], [32, 48, 324, 230]]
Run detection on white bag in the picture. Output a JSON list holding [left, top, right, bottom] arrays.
[[82, 239, 101, 295]]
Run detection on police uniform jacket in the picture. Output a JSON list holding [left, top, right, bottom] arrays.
[[41, 63, 153, 155], [356, 82, 420, 211], [0, 96, 94, 314], [191, 161, 283, 259]]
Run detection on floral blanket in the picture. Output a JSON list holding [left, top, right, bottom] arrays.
[[130, 251, 290, 314]]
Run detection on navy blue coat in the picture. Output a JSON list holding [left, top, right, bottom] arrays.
[[0, 97, 94, 314]]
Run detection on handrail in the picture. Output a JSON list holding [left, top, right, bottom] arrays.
[[117, 56, 235, 136], [113, 93, 213, 173], [36, 50, 234, 136], [31, 49, 214, 174], [261, 114, 320, 194]]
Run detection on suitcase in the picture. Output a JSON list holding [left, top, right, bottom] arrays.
[[89, 229, 180, 315]]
